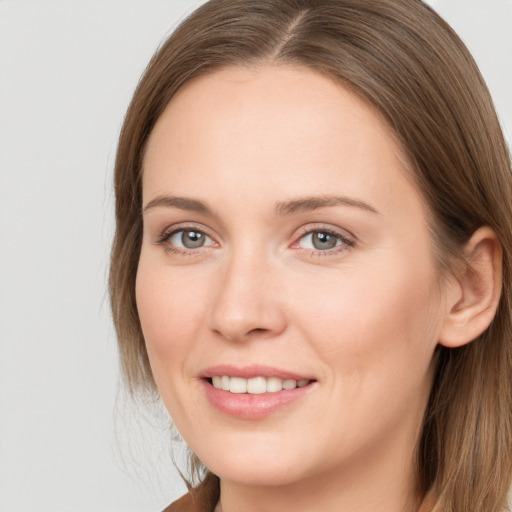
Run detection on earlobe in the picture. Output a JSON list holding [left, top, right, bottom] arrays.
[[438, 226, 502, 348]]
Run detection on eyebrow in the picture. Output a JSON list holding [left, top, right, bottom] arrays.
[[274, 195, 379, 216], [142, 194, 379, 216], [143, 195, 216, 216]]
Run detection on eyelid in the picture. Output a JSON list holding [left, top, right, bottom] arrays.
[[293, 223, 355, 241], [290, 223, 356, 252], [153, 221, 355, 256], [170, 229, 214, 248], [156, 222, 219, 252]]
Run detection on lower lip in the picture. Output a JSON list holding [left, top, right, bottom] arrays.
[[201, 380, 316, 420]]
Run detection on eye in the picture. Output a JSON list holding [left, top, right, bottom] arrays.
[[168, 229, 214, 249], [155, 225, 218, 256], [294, 228, 355, 253]]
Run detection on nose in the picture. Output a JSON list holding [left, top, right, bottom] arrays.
[[207, 251, 287, 342]]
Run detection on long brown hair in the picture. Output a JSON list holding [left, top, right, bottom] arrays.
[[109, 1, 512, 509]]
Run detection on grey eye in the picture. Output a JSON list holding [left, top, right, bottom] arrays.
[[299, 231, 342, 251], [170, 229, 212, 249]]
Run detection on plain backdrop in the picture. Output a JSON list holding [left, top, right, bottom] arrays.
[[0, 1, 511, 511]]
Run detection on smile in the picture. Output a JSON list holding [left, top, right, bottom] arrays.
[[200, 366, 317, 419], [210, 376, 311, 394]]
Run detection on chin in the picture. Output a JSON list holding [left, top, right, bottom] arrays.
[[207, 460, 304, 487], [196, 442, 307, 487]]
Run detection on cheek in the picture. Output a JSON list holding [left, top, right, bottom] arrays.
[[135, 257, 208, 383], [290, 254, 440, 389]]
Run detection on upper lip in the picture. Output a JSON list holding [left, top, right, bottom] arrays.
[[199, 364, 315, 381]]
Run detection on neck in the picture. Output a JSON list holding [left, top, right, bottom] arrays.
[[218, 477, 422, 512]]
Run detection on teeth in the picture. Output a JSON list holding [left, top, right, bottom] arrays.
[[210, 376, 311, 393], [247, 376, 267, 394], [221, 375, 230, 391], [229, 377, 247, 394], [282, 379, 297, 390], [266, 377, 283, 393]]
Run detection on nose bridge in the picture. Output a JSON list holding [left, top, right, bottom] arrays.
[[208, 243, 286, 341]]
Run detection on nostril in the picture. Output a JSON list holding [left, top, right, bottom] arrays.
[[248, 327, 266, 335]]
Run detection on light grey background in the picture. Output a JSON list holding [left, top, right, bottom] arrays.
[[0, 1, 510, 511]]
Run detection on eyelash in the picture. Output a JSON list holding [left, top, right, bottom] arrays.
[[292, 225, 355, 257], [156, 224, 216, 256], [155, 224, 355, 257]]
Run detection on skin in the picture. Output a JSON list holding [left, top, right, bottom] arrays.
[[136, 64, 485, 512]]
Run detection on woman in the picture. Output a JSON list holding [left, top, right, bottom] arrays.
[[109, 0, 512, 510]]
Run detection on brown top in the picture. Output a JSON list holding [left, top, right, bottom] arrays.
[[163, 474, 220, 512], [163, 475, 435, 512]]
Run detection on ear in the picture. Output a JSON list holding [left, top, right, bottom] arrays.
[[438, 226, 502, 348]]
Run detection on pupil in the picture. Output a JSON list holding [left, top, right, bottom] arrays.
[[313, 232, 337, 250], [182, 230, 205, 248]]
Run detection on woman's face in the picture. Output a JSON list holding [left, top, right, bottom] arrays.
[[137, 65, 450, 487]]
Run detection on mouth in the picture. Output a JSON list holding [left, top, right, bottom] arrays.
[[207, 376, 312, 394], [200, 365, 317, 419]]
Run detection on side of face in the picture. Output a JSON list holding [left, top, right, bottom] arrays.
[[136, 64, 452, 487]]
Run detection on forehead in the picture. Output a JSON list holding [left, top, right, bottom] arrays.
[[142, 64, 424, 220]]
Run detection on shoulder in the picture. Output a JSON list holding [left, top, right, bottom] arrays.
[[162, 491, 200, 512], [162, 473, 220, 512], [161, 491, 216, 512]]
